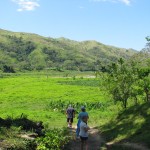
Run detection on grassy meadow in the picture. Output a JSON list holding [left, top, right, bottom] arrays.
[[0, 72, 117, 129], [1, 72, 149, 149]]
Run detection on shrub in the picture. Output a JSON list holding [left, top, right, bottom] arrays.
[[36, 128, 70, 150], [46, 100, 109, 113]]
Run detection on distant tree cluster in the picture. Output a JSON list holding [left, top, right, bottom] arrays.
[[0, 35, 36, 72], [102, 38, 150, 108]]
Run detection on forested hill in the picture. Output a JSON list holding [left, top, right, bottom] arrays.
[[0, 29, 137, 72]]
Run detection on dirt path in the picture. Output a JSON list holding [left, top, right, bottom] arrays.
[[106, 142, 150, 150], [65, 126, 150, 150], [121, 143, 150, 150], [65, 126, 105, 150]]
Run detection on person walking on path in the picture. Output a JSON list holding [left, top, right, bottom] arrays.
[[79, 115, 90, 150], [76, 106, 89, 138], [66, 104, 75, 128]]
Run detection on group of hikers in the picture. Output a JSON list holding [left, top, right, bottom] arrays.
[[66, 105, 90, 150], [34, 105, 90, 150]]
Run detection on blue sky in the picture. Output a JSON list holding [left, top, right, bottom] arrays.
[[0, 0, 150, 50]]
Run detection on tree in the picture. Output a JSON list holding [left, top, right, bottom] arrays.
[[29, 50, 46, 70], [106, 58, 138, 108], [128, 37, 150, 103], [138, 37, 150, 101], [3, 65, 15, 73]]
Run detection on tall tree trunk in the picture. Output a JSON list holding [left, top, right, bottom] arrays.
[[146, 92, 150, 102], [123, 99, 127, 109]]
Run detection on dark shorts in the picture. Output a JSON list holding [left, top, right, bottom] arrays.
[[80, 136, 88, 141], [67, 118, 73, 123]]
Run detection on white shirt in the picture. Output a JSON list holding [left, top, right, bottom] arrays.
[[79, 121, 89, 137]]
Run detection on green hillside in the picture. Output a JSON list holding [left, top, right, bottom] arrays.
[[0, 29, 137, 72], [101, 103, 150, 149]]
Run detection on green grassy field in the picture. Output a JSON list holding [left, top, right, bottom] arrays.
[[1, 73, 149, 149], [0, 73, 117, 129]]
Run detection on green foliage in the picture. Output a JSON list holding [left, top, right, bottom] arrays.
[[46, 100, 108, 113], [0, 112, 71, 150], [100, 103, 150, 148], [102, 55, 150, 108], [29, 50, 46, 70], [7, 139, 37, 150], [104, 58, 138, 108], [0, 35, 36, 61], [0, 29, 136, 72], [138, 76, 150, 102], [3, 65, 15, 73], [145, 36, 150, 41], [5, 128, 70, 150], [134, 43, 150, 102], [36, 128, 70, 150]]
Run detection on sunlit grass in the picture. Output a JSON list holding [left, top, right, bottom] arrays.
[[0, 74, 114, 128]]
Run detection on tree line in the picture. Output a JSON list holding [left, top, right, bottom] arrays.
[[100, 37, 150, 108]]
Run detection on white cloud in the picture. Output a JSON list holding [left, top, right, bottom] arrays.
[[90, 0, 132, 5], [12, 0, 40, 11], [120, 0, 131, 5]]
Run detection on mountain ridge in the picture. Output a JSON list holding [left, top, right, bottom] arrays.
[[0, 28, 137, 72]]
